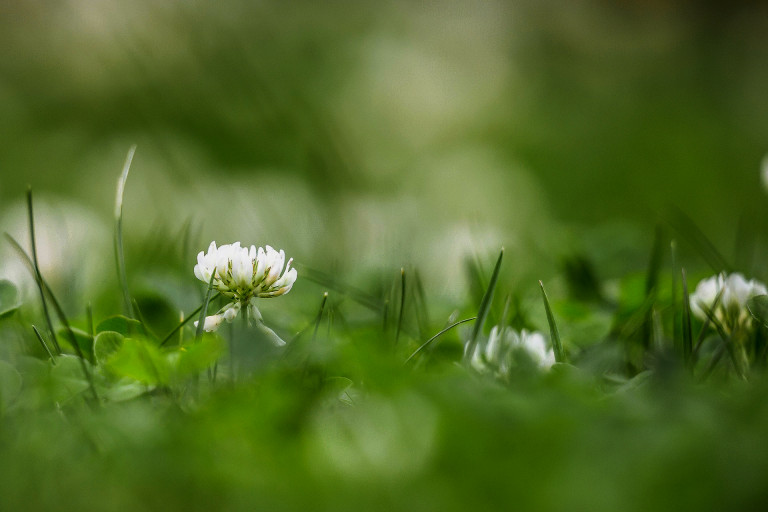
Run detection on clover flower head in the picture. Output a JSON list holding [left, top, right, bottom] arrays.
[[469, 326, 555, 375], [193, 241, 297, 332], [690, 272, 767, 334]]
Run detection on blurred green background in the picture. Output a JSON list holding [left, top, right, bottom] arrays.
[[1, 0, 767, 296], [3, 4, 768, 511]]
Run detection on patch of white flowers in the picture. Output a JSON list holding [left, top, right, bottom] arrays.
[[690, 272, 767, 334], [468, 325, 555, 376], [193, 241, 297, 333]]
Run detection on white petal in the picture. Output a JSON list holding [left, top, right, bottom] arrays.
[[194, 313, 226, 332]]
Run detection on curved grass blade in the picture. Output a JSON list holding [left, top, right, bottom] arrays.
[[297, 263, 383, 313], [5, 234, 98, 401], [539, 280, 565, 363], [464, 249, 503, 363], [159, 292, 221, 347], [24, 189, 61, 354], [405, 316, 476, 365], [115, 145, 136, 318]]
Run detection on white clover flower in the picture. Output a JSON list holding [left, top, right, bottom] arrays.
[[193, 241, 297, 332], [690, 272, 767, 334], [469, 326, 555, 375]]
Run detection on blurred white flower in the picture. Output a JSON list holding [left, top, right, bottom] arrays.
[[193, 241, 297, 332], [469, 326, 555, 376], [690, 272, 767, 333]]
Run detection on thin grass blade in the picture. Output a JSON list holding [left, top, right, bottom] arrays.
[[464, 249, 503, 363], [312, 292, 329, 343], [159, 292, 221, 347], [405, 317, 477, 365], [32, 325, 56, 365], [539, 280, 566, 363], [395, 268, 406, 345]]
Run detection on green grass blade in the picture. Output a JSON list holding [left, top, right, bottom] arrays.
[[692, 283, 725, 357], [159, 292, 221, 347], [405, 317, 477, 365], [312, 292, 329, 343], [464, 249, 503, 363], [539, 280, 566, 363], [297, 263, 383, 313], [115, 145, 136, 318], [681, 269, 693, 367], [666, 206, 732, 272], [24, 189, 61, 355], [195, 269, 218, 342], [32, 325, 56, 365], [6, 233, 99, 401], [395, 268, 406, 345]]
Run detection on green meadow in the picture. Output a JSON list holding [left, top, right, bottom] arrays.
[[1, 2, 768, 510]]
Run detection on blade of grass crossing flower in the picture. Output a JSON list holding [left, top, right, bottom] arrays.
[[699, 299, 746, 379], [692, 286, 724, 357], [666, 206, 732, 273], [32, 325, 55, 365], [395, 268, 406, 345], [195, 269, 218, 342], [405, 317, 477, 365], [681, 269, 694, 367], [24, 189, 61, 354], [159, 292, 221, 347], [115, 145, 136, 318], [539, 280, 566, 364], [464, 249, 503, 363]]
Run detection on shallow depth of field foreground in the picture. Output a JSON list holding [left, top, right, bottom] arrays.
[[2, 2, 768, 511]]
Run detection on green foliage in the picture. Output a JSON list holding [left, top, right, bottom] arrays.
[[95, 315, 147, 337]]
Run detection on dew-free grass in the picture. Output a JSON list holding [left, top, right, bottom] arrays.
[[1, 157, 768, 511]]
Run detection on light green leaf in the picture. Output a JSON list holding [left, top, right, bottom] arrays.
[[96, 315, 146, 337], [0, 280, 21, 320], [172, 334, 224, 380], [57, 327, 94, 361], [50, 354, 92, 403], [94, 331, 125, 366], [106, 338, 170, 386]]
